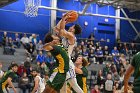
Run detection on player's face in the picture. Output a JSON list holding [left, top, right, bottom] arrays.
[[75, 56, 82, 64], [13, 66, 18, 72], [32, 71, 37, 77], [51, 35, 60, 45], [68, 25, 75, 32]]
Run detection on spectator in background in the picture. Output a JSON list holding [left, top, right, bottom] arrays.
[[97, 70, 104, 86], [129, 42, 137, 56], [103, 46, 111, 61], [103, 63, 110, 77], [91, 85, 100, 93], [119, 54, 127, 68], [17, 62, 26, 77], [14, 33, 21, 48], [104, 73, 114, 93], [77, 45, 83, 55], [95, 47, 104, 64], [110, 63, 117, 74], [8, 37, 15, 55], [46, 52, 55, 71], [123, 43, 129, 56], [117, 43, 124, 54], [39, 63, 48, 78], [2, 31, 7, 47], [29, 34, 34, 42], [0, 62, 4, 80], [31, 34, 39, 45], [18, 72, 31, 93], [88, 43, 95, 50], [3, 37, 15, 55], [36, 50, 46, 65], [80, 41, 85, 51], [111, 47, 120, 65], [88, 49, 95, 64], [71, 47, 81, 62], [112, 72, 120, 85], [36, 40, 43, 53], [25, 42, 35, 61], [82, 47, 88, 59], [24, 57, 32, 80], [21, 33, 29, 48]]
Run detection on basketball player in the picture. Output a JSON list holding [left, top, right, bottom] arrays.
[[73, 55, 88, 93], [54, 11, 84, 93], [42, 33, 69, 93], [124, 52, 140, 93], [0, 63, 18, 93], [31, 69, 45, 93]]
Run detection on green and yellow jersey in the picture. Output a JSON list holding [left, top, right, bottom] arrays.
[[50, 45, 69, 73], [0, 70, 17, 92], [73, 67, 88, 93], [131, 52, 140, 92]]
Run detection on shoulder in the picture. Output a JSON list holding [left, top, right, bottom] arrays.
[[136, 52, 140, 55], [35, 76, 40, 81], [133, 52, 140, 59]]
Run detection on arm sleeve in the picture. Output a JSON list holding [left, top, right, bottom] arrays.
[[51, 46, 60, 55], [8, 72, 16, 80], [131, 55, 136, 67], [82, 67, 88, 77]]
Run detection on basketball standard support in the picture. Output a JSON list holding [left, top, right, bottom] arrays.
[[38, 6, 140, 23], [121, 9, 140, 38], [50, 0, 57, 33], [81, 3, 91, 14], [115, 8, 120, 41]]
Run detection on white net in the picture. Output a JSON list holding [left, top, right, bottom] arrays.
[[24, 0, 41, 17]]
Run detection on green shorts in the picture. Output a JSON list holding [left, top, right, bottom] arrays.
[[47, 71, 66, 91]]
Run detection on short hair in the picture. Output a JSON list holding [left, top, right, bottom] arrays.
[[32, 67, 40, 73], [11, 63, 18, 68], [74, 24, 82, 35], [44, 33, 53, 43]]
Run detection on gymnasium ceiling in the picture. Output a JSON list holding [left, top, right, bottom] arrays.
[[80, 0, 140, 12]]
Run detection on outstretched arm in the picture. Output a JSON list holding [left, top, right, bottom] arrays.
[[53, 11, 72, 33], [124, 64, 134, 93], [7, 77, 17, 93], [31, 77, 39, 93]]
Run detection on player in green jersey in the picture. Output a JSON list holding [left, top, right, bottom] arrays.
[[0, 63, 18, 93], [124, 52, 140, 93], [72, 55, 89, 93], [42, 33, 69, 93]]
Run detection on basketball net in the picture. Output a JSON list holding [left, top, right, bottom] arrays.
[[24, 0, 41, 17]]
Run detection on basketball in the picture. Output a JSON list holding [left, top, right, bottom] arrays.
[[66, 11, 78, 22]]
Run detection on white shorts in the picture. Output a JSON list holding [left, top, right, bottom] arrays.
[[66, 60, 76, 80]]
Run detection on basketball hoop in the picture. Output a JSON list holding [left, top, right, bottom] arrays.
[[24, 0, 41, 17]]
